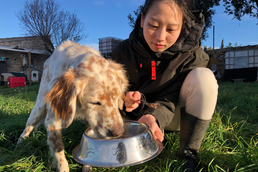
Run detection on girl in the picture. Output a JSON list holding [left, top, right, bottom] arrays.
[[111, 0, 218, 171]]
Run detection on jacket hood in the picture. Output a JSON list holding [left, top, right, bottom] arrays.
[[129, 11, 205, 60]]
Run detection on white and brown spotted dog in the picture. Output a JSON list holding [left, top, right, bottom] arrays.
[[17, 41, 128, 171]]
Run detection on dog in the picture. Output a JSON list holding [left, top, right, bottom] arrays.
[[17, 41, 128, 171]]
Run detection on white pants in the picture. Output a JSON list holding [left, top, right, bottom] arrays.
[[165, 68, 218, 131]]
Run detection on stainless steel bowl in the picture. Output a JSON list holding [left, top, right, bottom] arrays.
[[72, 120, 163, 167]]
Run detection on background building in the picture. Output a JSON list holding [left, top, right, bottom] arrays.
[[98, 37, 123, 58], [207, 45, 258, 82], [0, 36, 50, 84]]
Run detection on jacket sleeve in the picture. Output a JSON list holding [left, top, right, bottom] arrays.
[[142, 73, 185, 130]]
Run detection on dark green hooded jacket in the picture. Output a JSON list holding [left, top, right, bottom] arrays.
[[111, 12, 209, 130]]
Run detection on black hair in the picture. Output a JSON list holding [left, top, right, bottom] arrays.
[[134, 0, 195, 30], [134, 0, 203, 51]]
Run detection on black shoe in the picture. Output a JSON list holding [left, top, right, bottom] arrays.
[[177, 108, 210, 172], [181, 154, 198, 172]]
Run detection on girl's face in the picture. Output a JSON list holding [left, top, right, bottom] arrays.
[[141, 1, 183, 52]]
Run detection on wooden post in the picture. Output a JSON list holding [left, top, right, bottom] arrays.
[[29, 52, 31, 85]]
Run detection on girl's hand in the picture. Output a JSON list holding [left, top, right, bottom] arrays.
[[138, 114, 164, 142], [124, 91, 141, 112]]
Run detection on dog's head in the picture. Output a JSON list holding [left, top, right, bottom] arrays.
[[45, 52, 128, 138]]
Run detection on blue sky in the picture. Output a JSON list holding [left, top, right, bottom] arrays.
[[0, 0, 257, 50]]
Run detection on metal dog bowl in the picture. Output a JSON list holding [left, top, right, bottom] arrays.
[[72, 120, 163, 167]]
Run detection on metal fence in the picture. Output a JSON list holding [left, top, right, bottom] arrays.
[[202, 20, 258, 49]]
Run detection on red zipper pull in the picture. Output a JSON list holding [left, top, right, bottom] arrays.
[[151, 60, 156, 80]]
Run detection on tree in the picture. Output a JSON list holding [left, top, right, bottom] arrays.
[[52, 11, 86, 47], [204, 45, 213, 50], [223, 0, 258, 20], [194, 0, 220, 40], [127, 5, 143, 28], [227, 42, 233, 47], [128, 0, 257, 41], [16, 0, 86, 53], [221, 39, 224, 49]]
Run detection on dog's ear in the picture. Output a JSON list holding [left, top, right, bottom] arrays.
[[118, 93, 126, 110], [108, 61, 129, 110], [45, 69, 79, 128]]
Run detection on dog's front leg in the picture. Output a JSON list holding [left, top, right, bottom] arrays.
[[17, 103, 46, 144], [45, 111, 69, 172]]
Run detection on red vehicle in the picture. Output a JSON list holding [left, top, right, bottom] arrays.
[[7, 77, 26, 88]]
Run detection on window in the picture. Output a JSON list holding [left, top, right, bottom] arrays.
[[225, 49, 258, 69]]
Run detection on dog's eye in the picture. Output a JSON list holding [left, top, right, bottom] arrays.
[[90, 102, 101, 106]]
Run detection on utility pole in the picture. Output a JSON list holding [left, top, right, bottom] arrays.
[[213, 25, 215, 50]]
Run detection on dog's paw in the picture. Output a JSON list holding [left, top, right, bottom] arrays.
[[16, 136, 27, 146]]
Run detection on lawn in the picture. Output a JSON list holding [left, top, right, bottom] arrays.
[[0, 82, 258, 172]]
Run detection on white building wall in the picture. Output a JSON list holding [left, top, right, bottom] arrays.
[[225, 49, 258, 69], [225, 48, 258, 79]]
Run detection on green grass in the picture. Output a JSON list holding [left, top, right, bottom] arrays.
[[0, 82, 258, 172]]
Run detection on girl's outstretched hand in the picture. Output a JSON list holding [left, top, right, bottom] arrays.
[[124, 91, 141, 112], [138, 114, 164, 142]]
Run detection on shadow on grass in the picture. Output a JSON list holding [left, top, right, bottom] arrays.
[[0, 110, 87, 172], [0, 84, 40, 102]]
